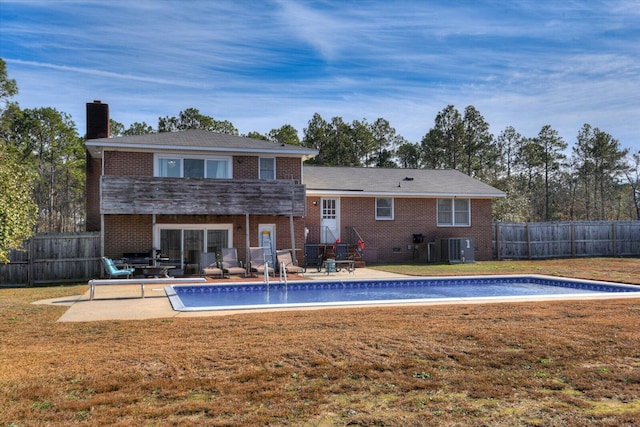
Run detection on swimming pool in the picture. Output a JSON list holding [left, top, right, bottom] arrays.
[[165, 275, 640, 311]]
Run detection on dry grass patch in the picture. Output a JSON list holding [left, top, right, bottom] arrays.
[[1, 258, 639, 426]]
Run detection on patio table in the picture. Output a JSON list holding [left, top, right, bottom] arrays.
[[142, 265, 175, 278]]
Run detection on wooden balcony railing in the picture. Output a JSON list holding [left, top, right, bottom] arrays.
[[100, 176, 306, 216]]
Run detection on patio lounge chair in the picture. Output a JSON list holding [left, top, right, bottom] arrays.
[[102, 257, 135, 279], [276, 249, 305, 274], [221, 248, 246, 277], [200, 252, 223, 278], [250, 247, 275, 276]]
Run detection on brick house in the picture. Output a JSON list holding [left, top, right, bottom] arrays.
[[302, 166, 504, 263], [85, 102, 317, 272], [85, 101, 504, 270]]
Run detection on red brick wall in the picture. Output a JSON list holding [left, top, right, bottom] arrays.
[[305, 196, 494, 263], [104, 152, 153, 176], [276, 158, 302, 181], [233, 156, 257, 179], [233, 156, 302, 181], [103, 214, 153, 258]]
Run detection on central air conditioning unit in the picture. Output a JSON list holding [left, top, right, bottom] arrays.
[[435, 238, 475, 264]]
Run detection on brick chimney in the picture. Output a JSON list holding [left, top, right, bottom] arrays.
[[86, 100, 109, 139]]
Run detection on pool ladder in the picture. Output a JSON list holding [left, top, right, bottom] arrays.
[[263, 261, 288, 291], [279, 262, 288, 286]]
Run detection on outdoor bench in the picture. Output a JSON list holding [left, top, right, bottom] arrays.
[[88, 277, 206, 300]]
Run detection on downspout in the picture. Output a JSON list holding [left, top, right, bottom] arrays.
[[100, 154, 105, 258]]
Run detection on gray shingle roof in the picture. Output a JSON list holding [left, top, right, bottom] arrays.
[[303, 166, 505, 198], [86, 129, 318, 158]]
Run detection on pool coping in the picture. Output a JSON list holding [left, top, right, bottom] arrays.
[[35, 270, 640, 322]]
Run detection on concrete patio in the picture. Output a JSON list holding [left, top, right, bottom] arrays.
[[36, 268, 410, 322]]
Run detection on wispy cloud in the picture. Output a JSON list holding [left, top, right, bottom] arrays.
[[4, 59, 204, 87]]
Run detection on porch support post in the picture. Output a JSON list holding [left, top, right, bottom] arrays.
[[245, 213, 250, 276], [290, 180, 297, 261], [290, 213, 296, 261]]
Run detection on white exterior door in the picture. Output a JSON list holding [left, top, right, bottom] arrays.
[[320, 198, 340, 244]]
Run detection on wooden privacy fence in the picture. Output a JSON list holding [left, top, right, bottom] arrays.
[[0, 232, 101, 286], [493, 221, 640, 259]]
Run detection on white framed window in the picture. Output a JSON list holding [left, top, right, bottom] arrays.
[[259, 157, 275, 180], [437, 198, 470, 226], [159, 158, 181, 177], [375, 198, 394, 220], [155, 155, 231, 178]]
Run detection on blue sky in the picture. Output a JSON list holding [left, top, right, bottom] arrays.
[[1, 0, 639, 152]]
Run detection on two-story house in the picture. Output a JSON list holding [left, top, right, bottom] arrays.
[[85, 101, 317, 273]]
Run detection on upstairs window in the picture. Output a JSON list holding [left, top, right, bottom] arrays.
[[375, 198, 394, 220], [437, 198, 470, 226], [156, 156, 231, 178], [259, 157, 275, 180], [184, 159, 204, 178], [159, 158, 181, 177]]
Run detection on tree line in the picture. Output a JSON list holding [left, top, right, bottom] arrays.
[[1, 58, 639, 260], [115, 104, 638, 224]]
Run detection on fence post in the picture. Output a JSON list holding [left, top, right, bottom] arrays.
[[526, 223, 531, 260], [495, 223, 501, 260], [611, 223, 616, 257]]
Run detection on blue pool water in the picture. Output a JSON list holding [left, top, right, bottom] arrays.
[[165, 275, 640, 311]]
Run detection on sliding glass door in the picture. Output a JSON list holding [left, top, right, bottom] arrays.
[[157, 225, 231, 274]]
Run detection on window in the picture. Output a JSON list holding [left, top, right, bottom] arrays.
[[156, 155, 231, 178], [437, 198, 470, 226], [207, 159, 228, 178], [184, 159, 204, 178], [376, 198, 394, 220], [322, 199, 336, 220], [259, 157, 275, 180], [159, 158, 181, 177]]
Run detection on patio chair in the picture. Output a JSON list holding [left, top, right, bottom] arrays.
[[334, 242, 349, 260], [249, 247, 275, 276], [200, 252, 223, 279], [304, 244, 323, 272], [276, 249, 305, 274], [102, 257, 135, 279], [221, 248, 246, 277]]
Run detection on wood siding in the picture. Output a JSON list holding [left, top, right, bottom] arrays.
[[100, 176, 306, 216]]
